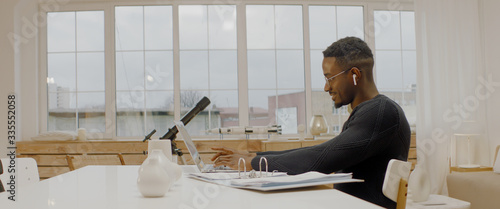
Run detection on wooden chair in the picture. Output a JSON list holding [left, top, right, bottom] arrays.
[[0, 159, 4, 192], [66, 154, 125, 171], [382, 159, 412, 209]]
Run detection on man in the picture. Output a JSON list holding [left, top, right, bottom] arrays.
[[211, 37, 410, 209]]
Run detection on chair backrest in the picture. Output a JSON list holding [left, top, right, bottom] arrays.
[[494, 145, 499, 165], [0, 160, 4, 192], [383, 159, 412, 209], [0, 158, 40, 190], [66, 154, 125, 171]]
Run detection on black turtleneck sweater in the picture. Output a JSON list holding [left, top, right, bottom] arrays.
[[251, 94, 411, 209]]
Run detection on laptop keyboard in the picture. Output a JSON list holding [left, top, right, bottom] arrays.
[[205, 164, 233, 171]]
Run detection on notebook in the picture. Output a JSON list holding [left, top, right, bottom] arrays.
[[175, 121, 236, 173]]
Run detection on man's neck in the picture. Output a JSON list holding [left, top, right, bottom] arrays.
[[351, 84, 379, 109]]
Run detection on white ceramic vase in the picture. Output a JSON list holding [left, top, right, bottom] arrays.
[[310, 115, 328, 136], [408, 164, 431, 202], [148, 139, 173, 161], [171, 160, 183, 181], [140, 149, 182, 182], [137, 150, 172, 197]]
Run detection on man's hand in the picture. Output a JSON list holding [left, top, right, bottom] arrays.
[[211, 147, 257, 171]]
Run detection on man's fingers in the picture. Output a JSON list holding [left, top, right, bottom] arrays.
[[211, 147, 231, 152], [214, 159, 233, 167], [211, 153, 222, 161]]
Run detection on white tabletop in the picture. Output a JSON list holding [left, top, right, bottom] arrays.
[[406, 194, 471, 209], [0, 165, 383, 209]]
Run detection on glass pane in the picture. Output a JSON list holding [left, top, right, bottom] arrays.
[[145, 51, 174, 90], [337, 6, 364, 39], [48, 92, 76, 110], [77, 52, 104, 91], [247, 50, 276, 89], [180, 90, 210, 135], [146, 91, 173, 109], [115, 6, 144, 51], [116, 91, 145, 136], [145, 91, 173, 135], [276, 90, 306, 134], [116, 51, 144, 91], [210, 90, 238, 109], [209, 50, 237, 90], [47, 12, 75, 52], [402, 50, 417, 89], [116, 112, 144, 137], [309, 6, 337, 49], [374, 11, 401, 50], [246, 5, 275, 49], [208, 5, 237, 49], [248, 90, 274, 126], [375, 50, 403, 90], [180, 90, 208, 109], [210, 90, 239, 127], [310, 50, 326, 89], [146, 110, 174, 137], [48, 53, 76, 91], [116, 91, 144, 111], [277, 50, 304, 89], [78, 92, 105, 133], [401, 11, 416, 50], [48, 92, 76, 131], [181, 112, 212, 136], [179, 5, 208, 50], [275, 5, 303, 49], [144, 6, 173, 50], [180, 51, 208, 90], [76, 11, 104, 52]]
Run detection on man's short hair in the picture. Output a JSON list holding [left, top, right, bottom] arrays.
[[322, 37, 374, 70]]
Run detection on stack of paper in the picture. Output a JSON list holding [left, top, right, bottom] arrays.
[[188, 171, 363, 191]]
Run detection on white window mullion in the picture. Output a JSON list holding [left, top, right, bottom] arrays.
[[237, 3, 249, 127], [172, 4, 181, 121], [38, 10, 49, 134], [74, 12, 79, 131], [366, 3, 377, 83], [105, 4, 116, 139], [142, 6, 147, 135], [302, 3, 312, 134]]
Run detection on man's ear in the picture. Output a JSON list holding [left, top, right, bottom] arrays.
[[351, 67, 362, 85]]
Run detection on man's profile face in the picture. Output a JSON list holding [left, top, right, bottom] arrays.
[[322, 57, 350, 108]]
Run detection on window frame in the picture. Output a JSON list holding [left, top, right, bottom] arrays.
[[38, 0, 414, 140]]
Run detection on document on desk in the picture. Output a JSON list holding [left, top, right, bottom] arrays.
[[189, 171, 363, 191]]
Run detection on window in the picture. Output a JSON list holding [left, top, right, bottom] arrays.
[[179, 5, 238, 135], [115, 6, 174, 137], [309, 6, 364, 134], [42, 1, 415, 139], [374, 10, 417, 128], [246, 5, 305, 134], [47, 11, 105, 133]]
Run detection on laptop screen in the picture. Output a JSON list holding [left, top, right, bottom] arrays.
[[174, 121, 205, 171]]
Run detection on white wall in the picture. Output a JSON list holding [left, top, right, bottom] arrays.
[[482, 0, 500, 161], [0, 1, 16, 158], [0, 0, 39, 158]]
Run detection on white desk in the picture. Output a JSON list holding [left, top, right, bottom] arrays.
[[0, 165, 383, 209], [406, 194, 471, 209]]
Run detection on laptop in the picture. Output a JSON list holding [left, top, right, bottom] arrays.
[[174, 121, 237, 173]]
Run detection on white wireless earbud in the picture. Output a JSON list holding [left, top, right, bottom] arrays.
[[353, 74, 357, 86]]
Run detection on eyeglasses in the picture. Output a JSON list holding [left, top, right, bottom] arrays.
[[324, 68, 351, 88]]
